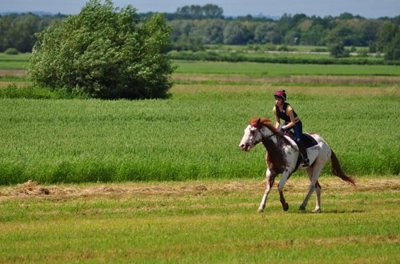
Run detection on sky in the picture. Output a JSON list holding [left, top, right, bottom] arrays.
[[1, 0, 400, 18]]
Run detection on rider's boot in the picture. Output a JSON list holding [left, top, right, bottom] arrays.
[[298, 141, 309, 167]]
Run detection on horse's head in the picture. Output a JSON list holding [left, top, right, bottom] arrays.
[[239, 118, 276, 152]]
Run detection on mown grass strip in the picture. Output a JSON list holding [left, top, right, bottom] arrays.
[[0, 178, 399, 263]]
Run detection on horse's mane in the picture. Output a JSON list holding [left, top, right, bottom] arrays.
[[249, 118, 279, 134]]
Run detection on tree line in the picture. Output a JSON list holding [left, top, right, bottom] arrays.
[[1, 4, 399, 59], [0, 13, 66, 53]]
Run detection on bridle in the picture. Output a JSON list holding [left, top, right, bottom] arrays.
[[261, 130, 279, 147], [264, 132, 278, 140], [251, 125, 279, 146]]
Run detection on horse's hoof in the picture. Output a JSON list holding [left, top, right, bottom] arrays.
[[282, 203, 289, 211], [312, 208, 321, 213], [258, 208, 264, 213], [299, 205, 306, 211]]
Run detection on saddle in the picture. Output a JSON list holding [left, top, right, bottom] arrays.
[[284, 131, 318, 149]]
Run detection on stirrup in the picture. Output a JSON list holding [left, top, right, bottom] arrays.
[[302, 158, 310, 167]]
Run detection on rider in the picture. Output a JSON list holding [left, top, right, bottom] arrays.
[[273, 90, 309, 166]]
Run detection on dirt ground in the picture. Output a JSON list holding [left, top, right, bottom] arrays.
[[0, 69, 27, 77]]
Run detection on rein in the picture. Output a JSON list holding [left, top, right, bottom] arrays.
[[261, 132, 279, 148], [261, 129, 293, 147], [264, 133, 278, 140]]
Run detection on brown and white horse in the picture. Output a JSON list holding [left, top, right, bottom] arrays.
[[239, 118, 355, 213]]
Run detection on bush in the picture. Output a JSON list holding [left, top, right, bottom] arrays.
[[329, 42, 350, 58], [278, 45, 289, 51], [311, 47, 328, 52], [29, 0, 174, 99], [4, 48, 19, 55]]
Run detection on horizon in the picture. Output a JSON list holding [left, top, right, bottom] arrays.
[[0, 10, 398, 20], [1, 0, 400, 19]]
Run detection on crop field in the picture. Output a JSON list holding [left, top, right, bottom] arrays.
[[0, 54, 399, 262], [0, 85, 399, 184], [0, 53, 30, 69], [0, 59, 399, 184]]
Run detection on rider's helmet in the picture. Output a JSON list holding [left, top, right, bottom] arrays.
[[274, 90, 287, 102]]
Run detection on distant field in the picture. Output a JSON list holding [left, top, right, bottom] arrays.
[[0, 52, 397, 75], [170, 43, 387, 65], [0, 53, 30, 69], [174, 60, 400, 77], [205, 44, 365, 53]]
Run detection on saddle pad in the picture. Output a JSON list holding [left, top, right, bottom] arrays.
[[301, 133, 318, 148]]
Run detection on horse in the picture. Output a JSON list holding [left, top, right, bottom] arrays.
[[239, 117, 355, 213]]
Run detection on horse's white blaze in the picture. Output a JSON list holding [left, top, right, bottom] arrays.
[[239, 125, 267, 151]]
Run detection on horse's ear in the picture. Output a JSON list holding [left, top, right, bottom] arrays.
[[249, 118, 262, 128]]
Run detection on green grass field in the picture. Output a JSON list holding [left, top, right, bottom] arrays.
[[0, 53, 30, 69], [0, 53, 399, 263], [0, 57, 399, 184], [0, 177, 399, 263], [0, 86, 399, 184]]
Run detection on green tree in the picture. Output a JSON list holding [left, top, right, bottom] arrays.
[[377, 22, 400, 61], [203, 19, 224, 44], [29, 0, 173, 99], [302, 24, 326, 45], [169, 20, 204, 50], [175, 4, 223, 19], [326, 23, 354, 45], [384, 32, 400, 61], [223, 21, 252, 44], [202, 4, 224, 19], [254, 22, 279, 44]]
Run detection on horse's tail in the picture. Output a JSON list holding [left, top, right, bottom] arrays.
[[331, 150, 356, 186]]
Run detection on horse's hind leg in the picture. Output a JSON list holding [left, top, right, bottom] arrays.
[[305, 167, 322, 213], [313, 181, 321, 213], [300, 164, 323, 211]]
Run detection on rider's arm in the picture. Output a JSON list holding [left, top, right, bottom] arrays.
[[273, 106, 281, 129], [281, 105, 298, 130]]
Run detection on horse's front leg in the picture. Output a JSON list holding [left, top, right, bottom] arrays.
[[258, 169, 276, 213], [278, 169, 291, 211]]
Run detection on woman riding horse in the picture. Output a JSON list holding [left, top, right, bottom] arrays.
[[273, 90, 309, 166], [239, 117, 355, 213]]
